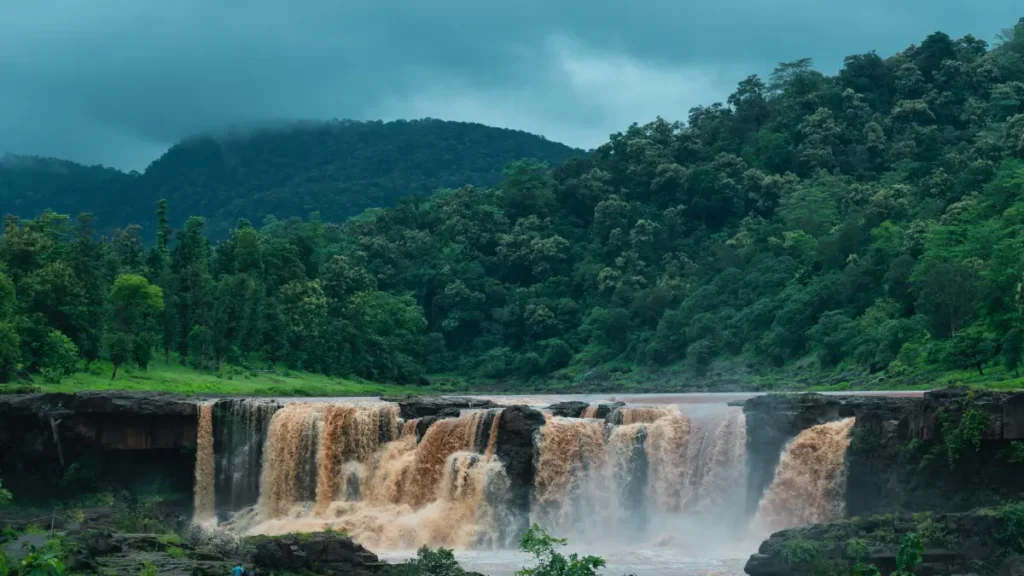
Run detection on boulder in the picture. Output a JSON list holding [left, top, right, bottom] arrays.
[[548, 400, 588, 417], [382, 395, 499, 419], [494, 405, 546, 541], [744, 511, 1009, 576], [594, 402, 625, 419], [548, 401, 624, 419], [249, 531, 385, 576]]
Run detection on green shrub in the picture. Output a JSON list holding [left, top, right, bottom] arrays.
[[939, 409, 989, 470], [845, 538, 869, 561], [782, 539, 822, 565], [515, 524, 604, 576], [853, 563, 882, 576], [996, 501, 1024, 553], [39, 330, 80, 383], [19, 548, 66, 576], [0, 477, 11, 507], [139, 561, 158, 576], [892, 532, 923, 576], [913, 513, 950, 547], [1008, 441, 1024, 464], [904, 438, 924, 456], [541, 339, 573, 372], [382, 546, 464, 576]]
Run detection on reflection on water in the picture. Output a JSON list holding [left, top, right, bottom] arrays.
[[380, 548, 747, 576]]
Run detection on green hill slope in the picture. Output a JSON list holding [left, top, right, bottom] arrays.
[[1, 119, 582, 237], [3, 19, 1024, 392]]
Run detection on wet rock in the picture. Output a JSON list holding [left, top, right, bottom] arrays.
[[593, 402, 625, 419], [0, 391, 198, 417], [0, 391, 199, 502], [744, 511, 1007, 576], [249, 531, 385, 576], [382, 395, 499, 419], [547, 401, 624, 419], [494, 405, 546, 540], [1000, 555, 1024, 576], [739, 391, 1008, 517], [548, 400, 588, 417]]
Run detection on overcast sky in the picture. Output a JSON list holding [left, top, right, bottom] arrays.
[[1, 1, 1020, 171]]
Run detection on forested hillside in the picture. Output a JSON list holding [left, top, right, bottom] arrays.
[[1, 119, 582, 238], [2, 19, 1024, 390]]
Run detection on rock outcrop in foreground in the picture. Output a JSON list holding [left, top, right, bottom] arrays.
[[249, 531, 386, 576], [745, 509, 1024, 576]]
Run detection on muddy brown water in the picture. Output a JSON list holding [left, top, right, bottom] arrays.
[[219, 391, 924, 575]]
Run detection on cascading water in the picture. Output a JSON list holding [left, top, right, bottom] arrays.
[[531, 405, 748, 554], [229, 403, 510, 550], [193, 394, 860, 576], [752, 417, 855, 534], [213, 399, 280, 519], [193, 403, 216, 525]]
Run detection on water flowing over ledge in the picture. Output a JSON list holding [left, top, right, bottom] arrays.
[[190, 394, 859, 566], [7, 389, 966, 575]]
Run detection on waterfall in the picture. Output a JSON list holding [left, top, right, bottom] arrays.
[[213, 398, 280, 519], [193, 395, 861, 556], [531, 405, 748, 551], [752, 417, 855, 534], [608, 406, 676, 425], [238, 404, 509, 550], [193, 403, 216, 525]]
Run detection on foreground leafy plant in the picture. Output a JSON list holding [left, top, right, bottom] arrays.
[[515, 524, 605, 576], [19, 550, 66, 576], [892, 532, 923, 576]]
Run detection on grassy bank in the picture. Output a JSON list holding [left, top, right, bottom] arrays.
[[15, 357, 455, 397], [6, 355, 1024, 398]]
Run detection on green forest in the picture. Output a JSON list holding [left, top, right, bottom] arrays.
[[0, 119, 581, 239], [2, 19, 1024, 392]]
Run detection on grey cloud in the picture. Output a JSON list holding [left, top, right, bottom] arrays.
[[0, 0, 1019, 170]]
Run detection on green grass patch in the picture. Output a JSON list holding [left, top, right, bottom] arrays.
[[32, 356, 431, 397]]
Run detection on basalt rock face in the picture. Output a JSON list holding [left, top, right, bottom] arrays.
[[744, 511, 1021, 576], [493, 405, 547, 538], [742, 393, 914, 516], [548, 400, 589, 417], [846, 389, 1024, 517], [249, 531, 386, 576], [0, 391, 198, 502], [548, 400, 624, 419], [743, 389, 1024, 519], [382, 395, 499, 419]]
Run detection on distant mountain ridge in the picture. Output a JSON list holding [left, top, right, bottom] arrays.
[[0, 118, 582, 235]]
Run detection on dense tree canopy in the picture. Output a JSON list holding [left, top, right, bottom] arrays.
[[0, 119, 581, 239], [3, 19, 1024, 387]]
